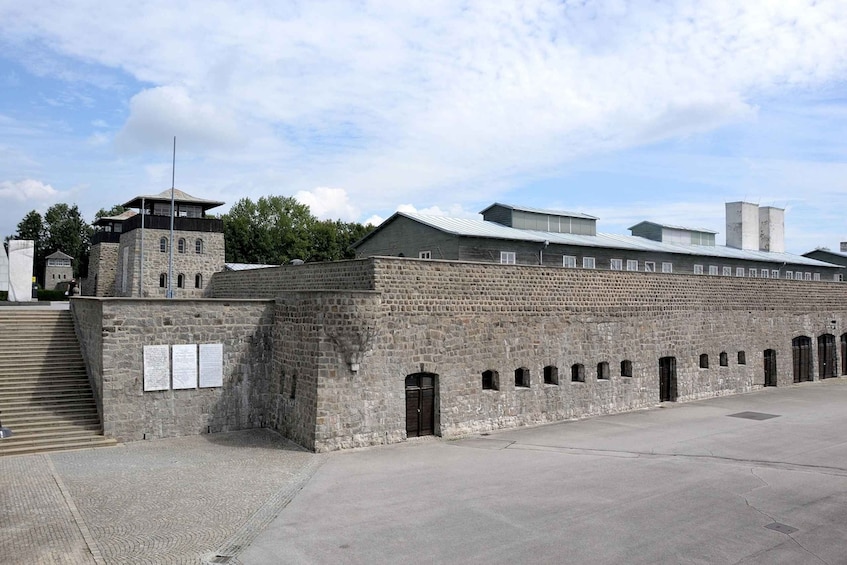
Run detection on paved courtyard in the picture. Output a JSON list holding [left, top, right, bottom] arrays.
[[1, 431, 322, 564], [4, 380, 847, 564]]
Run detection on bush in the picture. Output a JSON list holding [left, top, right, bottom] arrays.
[[38, 289, 69, 301]]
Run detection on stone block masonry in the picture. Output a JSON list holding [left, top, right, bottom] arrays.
[[72, 298, 275, 442], [71, 257, 847, 451], [259, 258, 847, 451]]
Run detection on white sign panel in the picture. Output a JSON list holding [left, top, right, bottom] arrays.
[[143, 345, 170, 391], [7, 240, 34, 302], [172, 344, 198, 389], [199, 343, 224, 388]]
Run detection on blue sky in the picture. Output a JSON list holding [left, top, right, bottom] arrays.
[[2, 1, 847, 254]]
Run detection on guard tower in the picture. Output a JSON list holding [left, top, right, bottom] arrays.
[[111, 189, 225, 297], [44, 251, 74, 290], [86, 210, 136, 296]]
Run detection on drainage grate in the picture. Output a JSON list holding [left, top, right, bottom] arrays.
[[727, 411, 780, 421], [765, 522, 798, 535]]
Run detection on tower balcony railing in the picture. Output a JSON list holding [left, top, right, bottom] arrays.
[[121, 214, 224, 234], [92, 231, 122, 244]]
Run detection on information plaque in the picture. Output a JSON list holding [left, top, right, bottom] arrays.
[[172, 344, 198, 389], [143, 345, 170, 391], [199, 343, 224, 388]]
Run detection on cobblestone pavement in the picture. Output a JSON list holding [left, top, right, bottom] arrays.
[[0, 430, 322, 565]]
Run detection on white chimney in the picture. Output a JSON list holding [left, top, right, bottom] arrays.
[[725, 202, 759, 250], [758, 206, 785, 253], [841, 242, 847, 253]]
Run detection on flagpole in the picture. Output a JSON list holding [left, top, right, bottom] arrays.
[[139, 197, 145, 296], [168, 136, 175, 299]]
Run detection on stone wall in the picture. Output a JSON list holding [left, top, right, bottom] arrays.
[[44, 263, 73, 290], [272, 291, 385, 452], [208, 259, 376, 298], [72, 298, 104, 415], [115, 229, 225, 298], [72, 297, 275, 442], [72, 257, 847, 452], [356, 258, 847, 440], [266, 258, 847, 450], [84, 243, 119, 296]]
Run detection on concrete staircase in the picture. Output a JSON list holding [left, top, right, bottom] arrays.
[[0, 308, 117, 456]]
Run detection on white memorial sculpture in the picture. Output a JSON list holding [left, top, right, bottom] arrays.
[[0, 243, 8, 293], [7, 240, 34, 302]]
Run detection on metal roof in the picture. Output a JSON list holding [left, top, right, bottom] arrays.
[[628, 220, 717, 234], [804, 248, 847, 260], [93, 210, 138, 225], [386, 212, 836, 268], [479, 202, 598, 220], [224, 263, 279, 271], [123, 189, 225, 210], [46, 250, 73, 260]]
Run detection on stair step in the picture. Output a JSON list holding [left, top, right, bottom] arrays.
[[0, 431, 111, 445], [2, 423, 102, 437], [2, 416, 101, 428], [0, 310, 113, 458], [0, 399, 96, 412], [0, 389, 94, 400], [0, 437, 118, 457], [0, 368, 87, 375], [0, 387, 94, 397], [0, 373, 89, 390], [1, 407, 101, 420], [0, 375, 89, 383], [0, 389, 93, 398], [0, 367, 87, 375]]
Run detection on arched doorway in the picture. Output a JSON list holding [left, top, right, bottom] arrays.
[[405, 373, 436, 437], [764, 349, 777, 387], [818, 334, 837, 379], [792, 336, 813, 383], [659, 357, 677, 402]]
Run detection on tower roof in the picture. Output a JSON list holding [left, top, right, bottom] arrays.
[[122, 189, 224, 211]]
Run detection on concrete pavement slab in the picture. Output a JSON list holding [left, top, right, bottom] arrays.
[[4, 381, 847, 564], [241, 381, 847, 564]]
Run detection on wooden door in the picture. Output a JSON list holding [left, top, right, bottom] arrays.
[[405, 373, 436, 437], [764, 349, 777, 387], [818, 334, 837, 379], [659, 357, 677, 402]]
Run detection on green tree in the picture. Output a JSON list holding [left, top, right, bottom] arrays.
[[11, 210, 46, 247], [94, 205, 129, 220], [223, 196, 317, 264], [43, 204, 92, 277], [310, 219, 370, 261], [223, 196, 370, 264]]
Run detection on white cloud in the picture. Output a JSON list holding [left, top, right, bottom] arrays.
[[8, 2, 846, 184], [1, 1, 847, 244], [362, 215, 383, 227], [114, 86, 245, 154], [87, 132, 110, 147], [395, 204, 481, 219], [0, 179, 59, 202], [295, 187, 359, 221]]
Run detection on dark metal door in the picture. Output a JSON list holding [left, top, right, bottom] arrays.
[[659, 357, 677, 402], [405, 373, 435, 437], [818, 334, 837, 379], [764, 349, 777, 387]]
